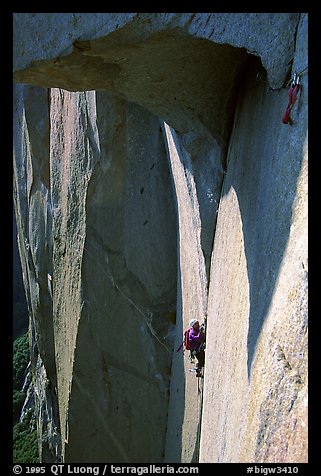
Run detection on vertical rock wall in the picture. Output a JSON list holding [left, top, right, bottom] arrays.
[[14, 85, 178, 462], [163, 125, 223, 462], [200, 13, 308, 463], [13, 83, 61, 461], [13, 12, 307, 464], [52, 90, 177, 463], [13, 208, 29, 338]]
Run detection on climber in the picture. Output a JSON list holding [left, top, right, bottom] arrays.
[[282, 72, 301, 124], [188, 319, 205, 377]]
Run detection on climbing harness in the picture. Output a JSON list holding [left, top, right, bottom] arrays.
[[282, 67, 307, 125]]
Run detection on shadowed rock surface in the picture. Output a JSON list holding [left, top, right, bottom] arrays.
[[13, 209, 29, 338], [13, 13, 307, 463]]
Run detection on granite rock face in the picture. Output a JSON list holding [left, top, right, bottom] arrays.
[[13, 13, 307, 463], [13, 13, 299, 149], [13, 208, 29, 338], [199, 13, 308, 463], [14, 84, 179, 462]]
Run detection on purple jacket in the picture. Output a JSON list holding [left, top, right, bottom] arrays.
[[188, 327, 203, 350]]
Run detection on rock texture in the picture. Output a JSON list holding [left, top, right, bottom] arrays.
[[13, 209, 28, 338], [163, 124, 223, 462], [13, 13, 307, 463], [55, 91, 177, 463], [14, 84, 178, 462], [199, 13, 308, 463], [13, 13, 299, 150], [13, 13, 298, 90], [13, 83, 61, 461]]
